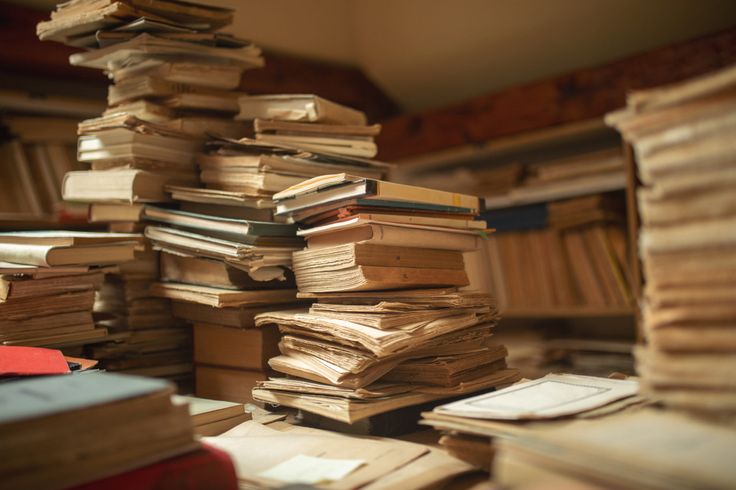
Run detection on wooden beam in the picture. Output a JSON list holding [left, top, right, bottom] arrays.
[[377, 27, 736, 161], [0, 3, 400, 121]]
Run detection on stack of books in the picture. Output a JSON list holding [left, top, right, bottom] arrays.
[[0, 231, 140, 353], [145, 95, 392, 402], [252, 173, 520, 425], [143, 205, 302, 403], [36, 0, 264, 388], [0, 372, 203, 490], [608, 64, 736, 417]]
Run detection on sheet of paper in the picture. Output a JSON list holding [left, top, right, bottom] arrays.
[[258, 454, 364, 484], [435, 373, 638, 420]]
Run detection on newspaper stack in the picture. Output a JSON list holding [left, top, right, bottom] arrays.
[[608, 64, 736, 418]]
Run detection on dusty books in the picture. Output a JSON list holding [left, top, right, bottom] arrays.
[[254, 119, 381, 158], [195, 135, 390, 198], [0, 372, 197, 490], [273, 173, 482, 216], [608, 64, 736, 417], [292, 243, 469, 292]]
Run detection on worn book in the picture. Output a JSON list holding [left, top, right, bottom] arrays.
[[273, 173, 481, 217], [160, 253, 294, 290], [237, 94, 367, 125], [193, 323, 280, 371]]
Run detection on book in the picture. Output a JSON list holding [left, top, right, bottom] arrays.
[[273, 173, 481, 216], [193, 323, 280, 371], [236, 94, 367, 125], [0, 345, 70, 376], [142, 206, 300, 246], [63, 169, 186, 203], [0, 372, 197, 490], [111, 59, 245, 90], [172, 301, 295, 328], [195, 365, 268, 404]]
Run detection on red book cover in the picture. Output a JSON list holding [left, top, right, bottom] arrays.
[[0, 346, 70, 376], [71, 445, 238, 490]]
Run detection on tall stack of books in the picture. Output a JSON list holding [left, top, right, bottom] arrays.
[[252, 174, 520, 425], [608, 64, 736, 418], [146, 96, 391, 403], [0, 231, 140, 353], [36, 0, 265, 387]]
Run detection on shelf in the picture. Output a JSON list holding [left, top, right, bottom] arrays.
[[483, 172, 626, 210], [500, 306, 635, 319]]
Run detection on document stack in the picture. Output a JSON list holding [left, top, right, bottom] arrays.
[[0, 231, 140, 352], [36, 0, 264, 387], [252, 174, 520, 424], [608, 64, 736, 418]]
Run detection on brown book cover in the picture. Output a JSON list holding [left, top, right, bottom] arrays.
[[195, 365, 269, 404], [193, 323, 280, 371]]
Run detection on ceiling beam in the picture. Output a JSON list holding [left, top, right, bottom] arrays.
[[376, 27, 736, 161]]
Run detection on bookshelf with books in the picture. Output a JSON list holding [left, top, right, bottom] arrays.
[[393, 118, 639, 378]]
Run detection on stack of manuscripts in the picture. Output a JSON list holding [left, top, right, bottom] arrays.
[[608, 64, 736, 419], [0, 231, 140, 353], [252, 173, 520, 426], [145, 97, 390, 403], [36, 0, 263, 387]]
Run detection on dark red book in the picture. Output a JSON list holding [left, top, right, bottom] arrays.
[[0, 346, 70, 376], [71, 445, 238, 490]]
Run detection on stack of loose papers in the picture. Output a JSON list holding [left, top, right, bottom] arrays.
[[252, 176, 519, 423], [203, 420, 475, 489], [608, 64, 736, 417]]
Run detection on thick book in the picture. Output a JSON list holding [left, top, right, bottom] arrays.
[[151, 282, 297, 308], [236, 94, 367, 125], [195, 365, 268, 404], [63, 169, 186, 203], [292, 243, 466, 272], [273, 173, 481, 216], [172, 301, 294, 328]]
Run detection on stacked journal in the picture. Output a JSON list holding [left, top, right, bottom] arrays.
[[253, 174, 520, 424], [0, 231, 139, 352], [608, 64, 736, 417]]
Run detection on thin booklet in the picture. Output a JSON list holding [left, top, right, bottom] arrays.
[[434, 373, 638, 420]]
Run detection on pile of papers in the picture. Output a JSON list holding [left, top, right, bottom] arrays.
[[203, 419, 475, 489], [608, 64, 736, 418], [0, 231, 141, 351], [0, 372, 197, 490], [252, 174, 520, 423]]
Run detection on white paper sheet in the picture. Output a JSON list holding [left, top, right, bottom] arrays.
[[258, 454, 365, 484]]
